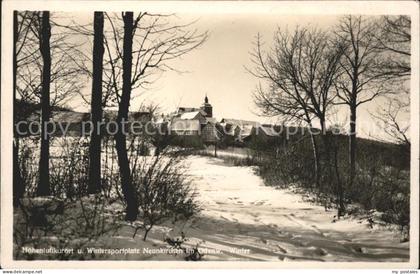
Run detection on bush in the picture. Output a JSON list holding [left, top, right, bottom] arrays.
[[50, 137, 90, 199], [348, 146, 410, 235], [17, 137, 39, 197], [130, 150, 200, 241], [17, 137, 90, 199], [256, 135, 315, 188], [14, 194, 121, 260], [252, 133, 410, 236]]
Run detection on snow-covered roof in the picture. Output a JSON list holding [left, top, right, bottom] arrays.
[[219, 122, 239, 136], [206, 117, 217, 124], [27, 110, 152, 124], [178, 107, 200, 113], [51, 111, 90, 123], [180, 111, 204, 120], [27, 111, 90, 124], [221, 118, 260, 127], [240, 125, 254, 138], [170, 118, 201, 131], [259, 125, 281, 137], [104, 111, 151, 122]]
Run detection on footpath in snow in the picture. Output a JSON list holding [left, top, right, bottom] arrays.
[[183, 156, 408, 261], [100, 155, 409, 262]]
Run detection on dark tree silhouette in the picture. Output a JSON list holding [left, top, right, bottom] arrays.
[[15, 12, 88, 111], [250, 28, 343, 191], [374, 15, 410, 78], [371, 15, 411, 151], [13, 11, 25, 207], [115, 12, 139, 221], [103, 12, 207, 221], [13, 11, 89, 197], [334, 15, 391, 188], [37, 11, 51, 196], [88, 12, 105, 194]]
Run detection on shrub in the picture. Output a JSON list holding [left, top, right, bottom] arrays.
[[164, 233, 205, 261], [17, 137, 39, 197], [14, 194, 121, 260], [256, 136, 315, 188], [131, 150, 200, 241], [252, 132, 410, 236], [50, 137, 90, 199]]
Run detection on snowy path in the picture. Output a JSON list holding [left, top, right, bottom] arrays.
[[176, 156, 409, 262], [99, 155, 408, 261]]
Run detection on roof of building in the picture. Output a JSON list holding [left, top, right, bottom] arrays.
[[52, 111, 90, 123], [221, 118, 260, 127], [240, 125, 255, 138], [205, 117, 217, 124], [177, 107, 200, 113], [219, 122, 239, 136], [104, 110, 151, 122], [259, 125, 281, 137], [26, 111, 89, 124], [26, 110, 152, 124], [179, 111, 204, 120], [170, 118, 201, 131]]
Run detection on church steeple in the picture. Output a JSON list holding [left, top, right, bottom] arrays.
[[201, 94, 213, 118]]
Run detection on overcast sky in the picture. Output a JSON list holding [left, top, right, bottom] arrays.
[[61, 12, 408, 140]]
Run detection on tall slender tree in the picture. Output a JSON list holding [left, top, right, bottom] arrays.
[[374, 15, 410, 78], [115, 12, 139, 221], [14, 11, 87, 111], [103, 12, 207, 220], [334, 16, 390, 187], [88, 11, 105, 194], [371, 15, 411, 152], [13, 11, 24, 206], [36, 11, 51, 196], [250, 28, 342, 190]]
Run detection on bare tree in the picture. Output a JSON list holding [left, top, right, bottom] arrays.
[[88, 12, 105, 194], [250, 27, 342, 190], [103, 12, 207, 221], [13, 11, 90, 197], [114, 12, 139, 221], [374, 15, 410, 78], [36, 11, 52, 196], [371, 97, 410, 149], [14, 11, 25, 206], [15, 12, 88, 110], [371, 15, 410, 151], [334, 15, 391, 187], [13, 11, 46, 204]]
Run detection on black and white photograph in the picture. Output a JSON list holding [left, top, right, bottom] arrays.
[[1, 0, 419, 269]]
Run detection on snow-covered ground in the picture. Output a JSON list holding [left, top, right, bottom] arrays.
[[95, 155, 409, 262]]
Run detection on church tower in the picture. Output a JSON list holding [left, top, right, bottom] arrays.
[[201, 94, 213, 118]]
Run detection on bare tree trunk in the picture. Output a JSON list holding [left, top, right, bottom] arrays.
[[320, 118, 346, 216], [37, 11, 51, 196], [305, 112, 320, 189], [13, 11, 24, 206], [332, 140, 345, 217], [349, 103, 357, 187], [143, 226, 152, 241], [319, 117, 335, 196], [88, 11, 105, 194], [309, 131, 320, 189], [116, 12, 139, 221], [320, 117, 330, 168]]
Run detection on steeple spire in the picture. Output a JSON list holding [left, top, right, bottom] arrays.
[[201, 93, 213, 118]]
